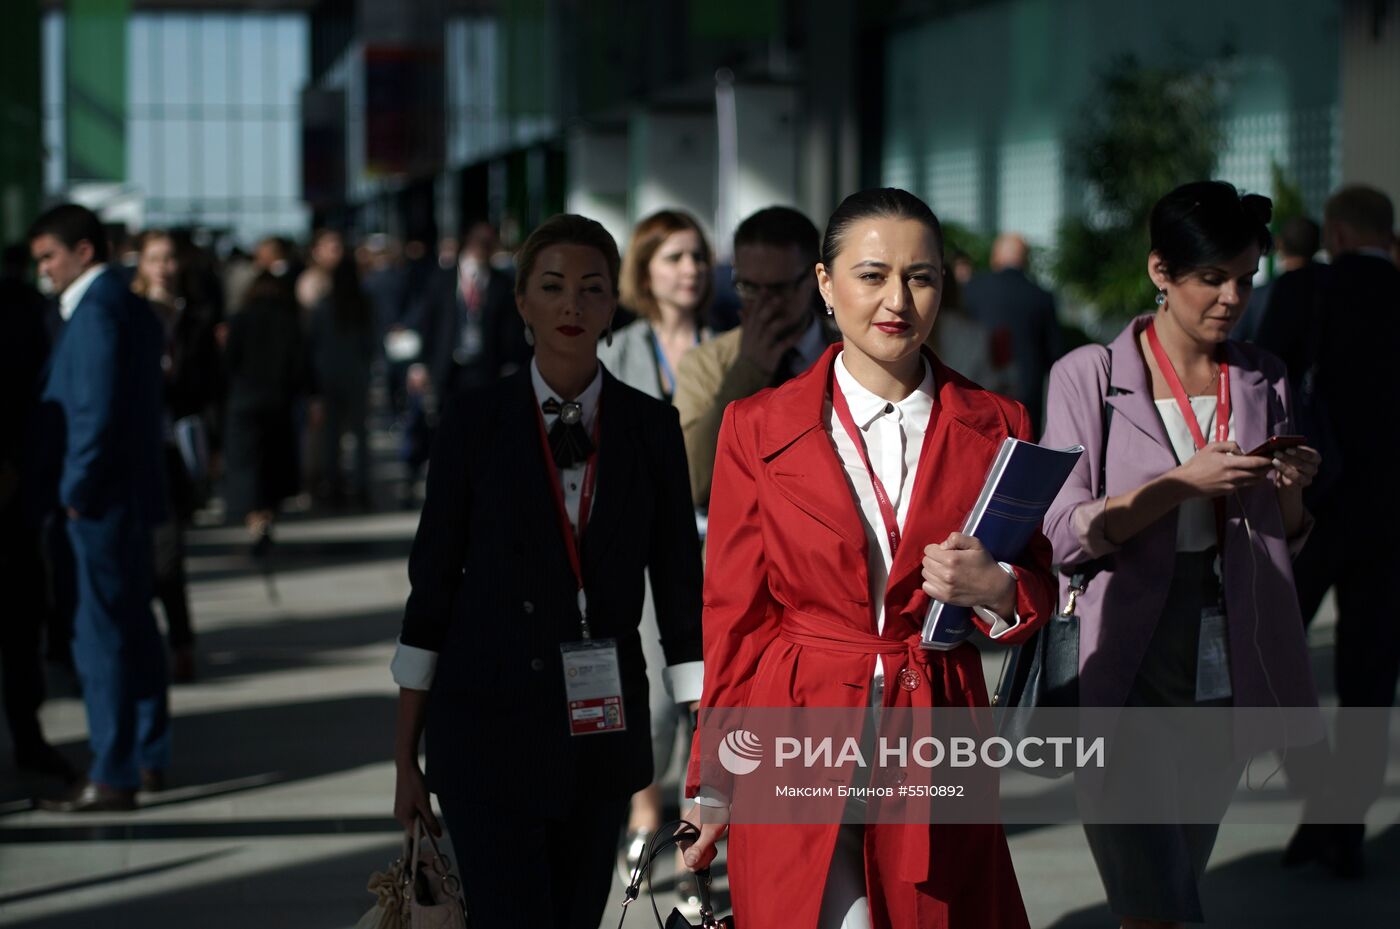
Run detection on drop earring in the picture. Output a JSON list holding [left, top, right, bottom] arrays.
[[523, 324, 535, 347], [1155, 290, 1167, 307], [825, 303, 834, 316], [604, 327, 613, 347]]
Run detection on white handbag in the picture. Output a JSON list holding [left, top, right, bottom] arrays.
[[356, 820, 467, 929]]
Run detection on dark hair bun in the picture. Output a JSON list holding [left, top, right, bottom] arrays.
[[1149, 181, 1274, 280], [1240, 193, 1273, 227]]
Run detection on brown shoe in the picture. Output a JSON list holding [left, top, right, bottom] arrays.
[[37, 780, 137, 813]]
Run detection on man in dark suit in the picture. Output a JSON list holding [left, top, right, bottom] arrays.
[[1236, 216, 1321, 343], [1259, 184, 1400, 877], [29, 205, 171, 811], [963, 232, 1061, 431], [411, 220, 530, 401]]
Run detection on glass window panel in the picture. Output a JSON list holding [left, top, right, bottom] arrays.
[[278, 17, 309, 102], [232, 17, 262, 108], [161, 16, 195, 108], [128, 19, 151, 108], [202, 120, 233, 199], [43, 13, 65, 193], [198, 15, 231, 111], [127, 118, 154, 200], [163, 119, 196, 200], [239, 120, 267, 202], [272, 117, 296, 200]]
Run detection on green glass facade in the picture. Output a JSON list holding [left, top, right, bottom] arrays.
[[65, 0, 129, 183], [882, 0, 1342, 244]]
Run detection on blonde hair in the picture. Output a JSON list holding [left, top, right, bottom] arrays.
[[514, 214, 621, 296]]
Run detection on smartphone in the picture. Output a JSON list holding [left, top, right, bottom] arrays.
[[1246, 434, 1307, 457]]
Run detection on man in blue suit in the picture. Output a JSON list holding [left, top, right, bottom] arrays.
[[29, 204, 171, 811]]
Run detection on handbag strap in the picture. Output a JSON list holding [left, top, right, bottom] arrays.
[[992, 346, 1117, 704], [1065, 346, 1116, 602], [405, 818, 452, 883]]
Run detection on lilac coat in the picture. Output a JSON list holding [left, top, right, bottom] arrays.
[[1041, 316, 1319, 718]]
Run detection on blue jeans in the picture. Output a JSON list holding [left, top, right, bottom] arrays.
[[67, 507, 171, 788]]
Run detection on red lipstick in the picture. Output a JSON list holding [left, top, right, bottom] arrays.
[[556, 325, 585, 337], [873, 321, 911, 334]]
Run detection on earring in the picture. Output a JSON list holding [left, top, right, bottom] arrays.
[[604, 327, 613, 347], [523, 324, 535, 347], [1155, 290, 1167, 307], [825, 304, 834, 316]]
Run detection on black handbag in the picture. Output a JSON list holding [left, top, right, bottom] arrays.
[[992, 348, 1115, 777], [618, 820, 736, 929]]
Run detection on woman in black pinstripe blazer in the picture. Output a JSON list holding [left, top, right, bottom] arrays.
[[390, 214, 705, 929]]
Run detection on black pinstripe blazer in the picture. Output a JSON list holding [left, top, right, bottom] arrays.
[[402, 365, 703, 812]]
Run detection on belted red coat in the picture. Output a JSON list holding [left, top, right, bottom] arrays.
[[687, 345, 1057, 929]]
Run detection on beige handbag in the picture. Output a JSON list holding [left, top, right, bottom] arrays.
[[356, 820, 467, 929]]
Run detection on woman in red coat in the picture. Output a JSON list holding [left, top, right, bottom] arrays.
[[682, 188, 1057, 928]]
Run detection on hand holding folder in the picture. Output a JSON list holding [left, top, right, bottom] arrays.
[[921, 438, 1085, 649]]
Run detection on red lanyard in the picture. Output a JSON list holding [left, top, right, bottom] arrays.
[[1146, 320, 1230, 449], [831, 373, 902, 558], [1146, 319, 1231, 555], [533, 398, 602, 637]]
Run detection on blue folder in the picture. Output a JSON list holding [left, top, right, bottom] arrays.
[[920, 438, 1084, 649]]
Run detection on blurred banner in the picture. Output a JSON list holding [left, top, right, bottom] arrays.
[[364, 45, 444, 179], [301, 88, 346, 208], [65, 0, 127, 182]]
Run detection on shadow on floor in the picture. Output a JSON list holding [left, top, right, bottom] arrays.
[[0, 692, 397, 814], [0, 840, 402, 929], [1046, 822, 1400, 928]]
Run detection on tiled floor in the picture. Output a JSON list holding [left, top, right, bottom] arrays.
[[1, 489, 1395, 927]]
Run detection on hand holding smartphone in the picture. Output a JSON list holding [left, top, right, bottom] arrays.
[[1245, 435, 1307, 458]]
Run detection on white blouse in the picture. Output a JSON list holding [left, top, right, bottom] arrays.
[[1154, 396, 1236, 553], [827, 353, 1020, 691]]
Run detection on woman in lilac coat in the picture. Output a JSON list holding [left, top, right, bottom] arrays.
[[1041, 181, 1322, 929]]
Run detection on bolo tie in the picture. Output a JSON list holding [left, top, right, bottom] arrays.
[[541, 397, 594, 468]]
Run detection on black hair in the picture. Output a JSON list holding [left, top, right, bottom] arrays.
[[1149, 181, 1272, 280], [820, 188, 944, 272], [1277, 216, 1320, 260], [27, 203, 110, 263], [733, 206, 820, 264]]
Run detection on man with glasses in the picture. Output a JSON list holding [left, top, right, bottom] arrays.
[[673, 207, 833, 507]]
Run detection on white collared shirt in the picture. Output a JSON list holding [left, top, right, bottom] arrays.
[[531, 358, 603, 532], [827, 353, 1020, 681], [58, 264, 108, 321], [391, 359, 703, 703], [830, 352, 935, 641]]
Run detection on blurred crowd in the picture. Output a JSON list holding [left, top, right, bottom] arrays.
[[3, 185, 1397, 928]]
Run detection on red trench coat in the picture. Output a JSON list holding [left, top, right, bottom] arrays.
[[687, 345, 1056, 929]]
